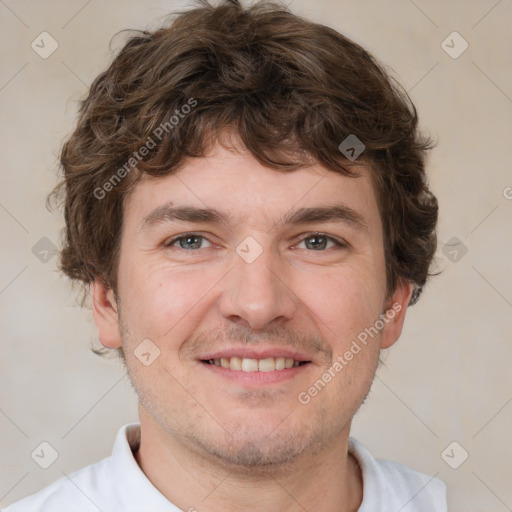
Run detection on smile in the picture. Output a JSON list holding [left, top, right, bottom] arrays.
[[203, 356, 310, 372]]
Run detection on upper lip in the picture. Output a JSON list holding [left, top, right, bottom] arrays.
[[199, 347, 313, 362]]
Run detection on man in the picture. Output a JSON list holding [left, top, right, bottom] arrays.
[[3, 0, 446, 510]]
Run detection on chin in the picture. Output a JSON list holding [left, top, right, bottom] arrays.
[[181, 411, 337, 474]]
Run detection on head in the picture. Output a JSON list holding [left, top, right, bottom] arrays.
[[53, 0, 438, 469]]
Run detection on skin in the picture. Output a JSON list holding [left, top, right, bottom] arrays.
[[92, 140, 412, 512]]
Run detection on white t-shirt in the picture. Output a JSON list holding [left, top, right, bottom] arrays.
[[2, 423, 446, 511]]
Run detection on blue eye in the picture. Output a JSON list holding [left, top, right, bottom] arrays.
[[166, 234, 212, 250], [164, 232, 346, 251], [296, 234, 346, 251]]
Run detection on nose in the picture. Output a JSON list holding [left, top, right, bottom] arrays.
[[218, 243, 298, 331]]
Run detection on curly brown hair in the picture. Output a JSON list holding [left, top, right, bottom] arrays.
[[52, 0, 438, 308]]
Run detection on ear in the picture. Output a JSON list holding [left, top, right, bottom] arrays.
[[379, 280, 413, 349], [91, 279, 122, 349]]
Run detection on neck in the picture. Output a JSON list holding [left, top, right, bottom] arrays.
[[134, 410, 363, 512]]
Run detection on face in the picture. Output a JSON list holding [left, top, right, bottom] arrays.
[[93, 142, 411, 469]]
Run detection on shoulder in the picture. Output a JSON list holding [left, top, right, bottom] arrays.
[[349, 437, 447, 512], [1, 457, 112, 512], [1, 423, 141, 512], [1, 424, 175, 512]]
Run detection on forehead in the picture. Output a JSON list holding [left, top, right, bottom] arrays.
[[124, 143, 381, 233]]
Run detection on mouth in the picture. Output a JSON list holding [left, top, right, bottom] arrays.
[[198, 350, 313, 386], [201, 356, 310, 372]]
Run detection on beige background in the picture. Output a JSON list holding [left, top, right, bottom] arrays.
[[1, 0, 511, 510]]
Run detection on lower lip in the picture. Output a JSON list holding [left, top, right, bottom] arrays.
[[200, 361, 311, 385]]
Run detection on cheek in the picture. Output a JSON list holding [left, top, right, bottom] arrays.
[[295, 264, 383, 348], [117, 259, 218, 344]]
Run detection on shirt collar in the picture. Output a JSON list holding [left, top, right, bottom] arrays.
[[109, 423, 180, 511]]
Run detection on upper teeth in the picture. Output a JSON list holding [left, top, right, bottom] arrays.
[[207, 357, 302, 372]]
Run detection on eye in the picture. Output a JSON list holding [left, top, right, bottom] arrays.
[[295, 233, 347, 251], [163, 232, 347, 252], [165, 233, 212, 250]]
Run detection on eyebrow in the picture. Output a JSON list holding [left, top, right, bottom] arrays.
[[140, 202, 368, 232]]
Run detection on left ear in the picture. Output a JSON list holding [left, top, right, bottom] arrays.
[[379, 280, 413, 349], [91, 278, 122, 349]]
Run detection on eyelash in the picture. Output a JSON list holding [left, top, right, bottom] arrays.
[[164, 232, 348, 251]]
